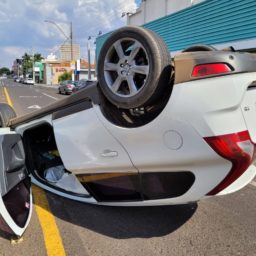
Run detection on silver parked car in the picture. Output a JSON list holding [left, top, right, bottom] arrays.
[[72, 79, 94, 92], [58, 80, 77, 95]]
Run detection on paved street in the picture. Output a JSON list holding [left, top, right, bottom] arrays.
[[0, 79, 255, 256]]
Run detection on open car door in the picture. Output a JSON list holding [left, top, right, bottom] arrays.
[[0, 129, 32, 237]]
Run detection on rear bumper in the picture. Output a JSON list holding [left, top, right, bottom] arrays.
[[213, 164, 256, 196]]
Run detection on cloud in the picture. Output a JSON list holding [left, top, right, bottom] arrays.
[[0, 0, 138, 68], [3, 46, 28, 57]]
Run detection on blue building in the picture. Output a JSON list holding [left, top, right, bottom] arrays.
[[96, 0, 256, 57]]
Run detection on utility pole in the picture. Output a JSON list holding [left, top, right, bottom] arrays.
[[32, 48, 35, 83], [70, 21, 73, 61], [45, 20, 74, 80], [87, 39, 91, 80]]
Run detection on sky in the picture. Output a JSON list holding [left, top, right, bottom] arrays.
[[0, 0, 141, 69]]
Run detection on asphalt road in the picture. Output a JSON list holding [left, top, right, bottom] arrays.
[[0, 79, 255, 256]]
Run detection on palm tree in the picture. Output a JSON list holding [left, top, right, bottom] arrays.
[[22, 53, 32, 75], [33, 53, 43, 62]]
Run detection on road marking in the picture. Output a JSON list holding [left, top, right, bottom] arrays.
[[3, 87, 14, 107], [28, 105, 41, 109], [19, 96, 39, 98], [250, 180, 256, 187], [42, 93, 58, 100], [4, 87, 66, 256], [33, 185, 66, 256]]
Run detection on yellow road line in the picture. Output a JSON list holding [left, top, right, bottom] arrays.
[[33, 185, 66, 256], [3, 87, 66, 256], [3, 87, 13, 107]]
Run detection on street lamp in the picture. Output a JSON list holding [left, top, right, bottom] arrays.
[[87, 31, 102, 80], [44, 20, 73, 61]]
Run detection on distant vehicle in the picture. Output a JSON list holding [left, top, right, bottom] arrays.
[[19, 77, 25, 83], [24, 78, 34, 85], [72, 79, 94, 92], [58, 80, 77, 95], [0, 74, 7, 79]]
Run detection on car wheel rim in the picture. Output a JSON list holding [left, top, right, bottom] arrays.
[[104, 38, 149, 98]]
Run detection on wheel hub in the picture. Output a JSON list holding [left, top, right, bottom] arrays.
[[104, 38, 149, 98], [120, 61, 131, 77]]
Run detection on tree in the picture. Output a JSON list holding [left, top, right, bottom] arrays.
[[21, 52, 32, 75], [21, 52, 44, 75], [58, 71, 72, 82], [34, 53, 43, 62], [0, 67, 10, 76]]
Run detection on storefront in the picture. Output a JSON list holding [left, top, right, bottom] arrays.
[[43, 60, 72, 85], [34, 62, 44, 83]]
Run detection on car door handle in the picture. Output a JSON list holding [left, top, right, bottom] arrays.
[[101, 150, 118, 157]]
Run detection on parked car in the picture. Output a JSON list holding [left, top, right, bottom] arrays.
[[24, 78, 34, 85], [72, 79, 94, 93], [15, 76, 22, 82], [19, 77, 25, 83], [0, 26, 256, 237], [58, 80, 77, 94]]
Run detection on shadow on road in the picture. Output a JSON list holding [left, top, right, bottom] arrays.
[[45, 193, 197, 239]]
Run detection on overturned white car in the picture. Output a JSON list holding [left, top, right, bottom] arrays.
[[0, 26, 256, 236]]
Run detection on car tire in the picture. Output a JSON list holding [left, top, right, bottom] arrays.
[[0, 103, 17, 127], [97, 26, 172, 109], [58, 89, 61, 94]]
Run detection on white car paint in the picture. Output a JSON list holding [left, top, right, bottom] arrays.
[[53, 108, 138, 174], [5, 72, 254, 208]]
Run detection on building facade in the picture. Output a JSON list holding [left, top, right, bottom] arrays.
[[43, 59, 72, 85], [60, 44, 81, 61], [12, 59, 22, 76], [97, 0, 256, 57], [75, 59, 96, 81], [128, 0, 204, 26], [42, 59, 96, 85]]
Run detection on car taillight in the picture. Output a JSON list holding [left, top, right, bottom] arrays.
[[192, 63, 232, 77], [204, 130, 256, 195]]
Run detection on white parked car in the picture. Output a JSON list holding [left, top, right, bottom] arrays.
[[0, 26, 255, 237], [24, 78, 34, 85]]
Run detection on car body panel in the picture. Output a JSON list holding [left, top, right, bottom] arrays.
[[53, 107, 138, 174], [5, 71, 255, 205], [241, 87, 256, 143]]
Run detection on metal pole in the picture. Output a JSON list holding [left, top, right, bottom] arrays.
[[88, 40, 91, 80], [32, 48, 35, 84], [70, 21, 75, 81], [70, 21, 73, 61]]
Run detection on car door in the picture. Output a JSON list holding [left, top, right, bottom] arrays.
[[52, 106, 141, 202], [0, 129, 32, 236]]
